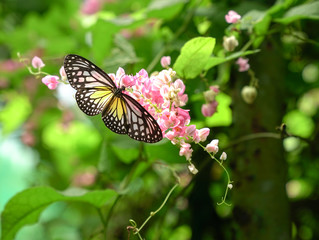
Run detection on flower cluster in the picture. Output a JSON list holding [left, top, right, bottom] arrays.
[[236, 57, 250, 72], [223, 10, 251, 73], [31, 55, 228, 175], [201, 86, 219, 117], [30, 56, 65, 90], [106, 57, 226, 171], [225, 10, 241, 24]]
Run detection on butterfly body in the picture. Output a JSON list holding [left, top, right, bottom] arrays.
[[64, 54, 163, 143]]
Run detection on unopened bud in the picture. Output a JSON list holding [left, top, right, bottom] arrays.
[[188, 163, 198, 175], [223, 36, 238, 52], [241, 86, 257, 104]]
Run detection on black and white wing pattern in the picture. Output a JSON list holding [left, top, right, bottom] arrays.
[[63, 54, 163, 143]]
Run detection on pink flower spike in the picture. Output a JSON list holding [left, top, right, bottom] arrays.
[[225, 10, 241, 24], [31, 56, 45, 69], [81, 0, 101, 15], [42, 75, 59, 90], [161, 56, 171, 68], [236, 57, 250, 72], [201, 100, 218, 117], [197, 128, 210, 142], [206, 139, 219, 154]]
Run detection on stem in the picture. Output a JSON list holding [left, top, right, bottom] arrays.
[[197, 142, 232, 205], [135, 183, 179, 234]]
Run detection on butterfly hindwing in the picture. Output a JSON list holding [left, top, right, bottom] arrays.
[[101, 94, 128, 134], [64, 54, 163, 143], [75, 88, 113, 116], [122, 94, 163, 143]]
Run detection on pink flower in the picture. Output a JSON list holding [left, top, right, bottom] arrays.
[[197, 128, 210, 142], [122, 75, 136, 87], [179, 143, 193, 160], [185, 125, 196, 137], [225, 10, 241, 24], [209, 85, 220, 93], [176, 108, 190, 126], [206, 139, 219, 154], [81, 0, 101, 15], [159, 109, 180, 129], [236, 57, 250, 72], [31, 56, 45, 69], [161, 56, 171, 68], [201, 100, 218, 117], [42, 75, 59, 90], [59, 66, 67, 81], [185, 125, 199, 142]]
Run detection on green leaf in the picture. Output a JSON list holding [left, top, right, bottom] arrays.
[[274, 1, 319, 24], [147, 0, 187, 19], [42, 121, 102, 155], [145, 140, 185, 163], [1, 187, 117, 240], [205, 92, 232, 127], [0, 93, 31, 134], [90, 19, 119, 65], [253, 14, 272, 48], [204, 49, 260, 70], [111, 143, 140, 164], [283, 110, 315, 138], [174, 37, 216, 79], [104, 34, 140, 70]]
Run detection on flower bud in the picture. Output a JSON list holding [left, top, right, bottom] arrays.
[[225, 10, 241, 24], [31, 56, 45, 69], [241, 86, 257, 104], [223, 36, 239, 52], [188, 163, 198, 175], [205, 139, 219, 154], [160, 56, 171, 68], [236, 57, 250, 72], [220, 152, 227, 161]]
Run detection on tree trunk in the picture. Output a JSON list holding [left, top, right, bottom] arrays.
[[231, 41, 291, 240]]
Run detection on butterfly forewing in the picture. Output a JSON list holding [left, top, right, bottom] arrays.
[[64, 54, 163, 143], [64, 54, 116, 89]]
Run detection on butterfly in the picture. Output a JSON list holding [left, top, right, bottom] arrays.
[[63, 54, 163, 143]]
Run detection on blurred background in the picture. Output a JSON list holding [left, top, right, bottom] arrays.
[[1, 0, 319, 239]]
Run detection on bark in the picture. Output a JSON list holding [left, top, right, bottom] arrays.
[[231, 41, 291, 240]]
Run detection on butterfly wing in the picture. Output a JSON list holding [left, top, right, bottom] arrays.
[[64, 54, 116, 116], [64, 54, 116, 89], [121, 94, 163, 143], [64, 54, 163, 143], [101, 94, 128, 135]]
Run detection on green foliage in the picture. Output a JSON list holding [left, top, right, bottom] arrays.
[[174, 37, 216, 79], [1, 187, 117, 240], [274, 1, 319, 24], [283, 110, 315, 138], [0, 93, 31, 134], [1, 0, 319, 239]]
